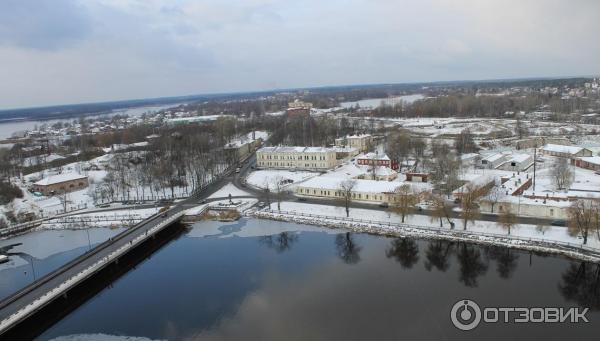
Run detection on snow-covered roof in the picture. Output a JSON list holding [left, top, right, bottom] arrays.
[[508, 153, 532, 163], [358, 152, 390, 161], [345, 134, 371, 139], [299, 177, 401, 193], [258, 146, 335, 153], [34, 173, 87, 186], [577, 156, 600, 166], [482, 153, 506, 163], [541, 144, 585, 155]]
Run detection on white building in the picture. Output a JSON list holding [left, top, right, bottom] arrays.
[[497, 154, 534, 172], [335, 134, 373, 153], [479, 153, 509, 169], [540, 144, 592, 158], [295, 178, 402, 204], [256, 146, 338, 171], [480, 197, 570, 220]]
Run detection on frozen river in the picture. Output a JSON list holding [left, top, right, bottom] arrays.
[[0, 218, 588, 340]]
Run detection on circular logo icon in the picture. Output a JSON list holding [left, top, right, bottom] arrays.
[[451, 299, 482, 331]]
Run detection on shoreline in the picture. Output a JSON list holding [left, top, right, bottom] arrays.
[[250, 210, 600, 264]]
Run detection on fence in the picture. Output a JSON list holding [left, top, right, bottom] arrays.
[[261, 209, 600, 255]]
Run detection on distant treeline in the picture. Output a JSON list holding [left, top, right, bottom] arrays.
[[0, 77, 591, 122]]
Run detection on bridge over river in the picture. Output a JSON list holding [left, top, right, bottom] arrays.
[[0, 170, 237, 339]]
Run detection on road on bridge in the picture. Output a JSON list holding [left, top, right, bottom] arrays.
[[0, 169, 236, 330]]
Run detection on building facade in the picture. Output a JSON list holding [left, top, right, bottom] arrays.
[[356, 152, 398, 170], [33, 173, 89, 196], [540, 144, 592, 158], [572, 156, 600, 171], [295, 178, 402, 204], [256, 146, 338, 171], [335, 134, 373, 153], [286, 100, 312, 117]]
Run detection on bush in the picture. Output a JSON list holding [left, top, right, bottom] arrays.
[[0, 181, 23, 205]]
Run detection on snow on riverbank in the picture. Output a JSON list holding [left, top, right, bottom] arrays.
[[250, 202, 600, 263], [272, 201, 599, 248]]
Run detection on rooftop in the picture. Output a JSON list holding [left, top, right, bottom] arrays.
[[577, 156, 600, 166], [541, 144, 585, 155], [34, 173, 87, 186]]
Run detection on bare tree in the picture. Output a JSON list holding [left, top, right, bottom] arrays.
[[498, 206, 517, 235], [393, 184, 418, 223], [263, 180, 272, 210], [273, 175, 286, 211], [460, 184, 485, 230], [567, 199, 600, 245], [428, 193, 454, 228], [484, 185, 504, 213], [552, 157, 574, 190], [338, 180, 357, 217]]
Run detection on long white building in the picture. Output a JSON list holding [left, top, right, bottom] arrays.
[[295, 177, 402, 204], [256, 146, 338, 171]]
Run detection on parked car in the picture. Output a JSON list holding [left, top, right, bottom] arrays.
[[297, 197, 307, 201], [551, 220, 566, 227], [378, 202, 389, 208]]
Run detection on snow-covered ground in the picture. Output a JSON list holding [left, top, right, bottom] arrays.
[[208, 183, 251, 199], [245, 170, 318, 192], [265, 201, 600, 249], [0, 227, 125, 270], [252, 203, 600, 263], [40, 207, 160, 230]]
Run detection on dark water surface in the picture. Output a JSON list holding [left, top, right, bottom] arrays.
[[26, 219, 600, 340]]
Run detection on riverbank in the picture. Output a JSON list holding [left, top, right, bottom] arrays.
[[250, 209, 600, 264]]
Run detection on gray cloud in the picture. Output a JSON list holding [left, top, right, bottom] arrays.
[[0, 0, 91, 50], [0, 0, 599, 109]]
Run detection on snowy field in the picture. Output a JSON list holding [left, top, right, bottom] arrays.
[[265, 201, 600, 249], [246, 170, 318, 192]]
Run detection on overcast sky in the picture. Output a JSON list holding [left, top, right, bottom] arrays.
[[0, 0, 598, 109]]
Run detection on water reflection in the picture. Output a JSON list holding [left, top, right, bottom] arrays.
[[424, 240, 454, 272], [34, 223, 600, 341], [385, 238, 419, 269], [559, 262, 600, 310], [456, 242, 489, 287], [485, 246, 520, 279], [259, 232, 299, 253], [334, 232, 361, 264]]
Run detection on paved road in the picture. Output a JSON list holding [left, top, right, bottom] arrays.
[[0, 172, 233, 329]]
